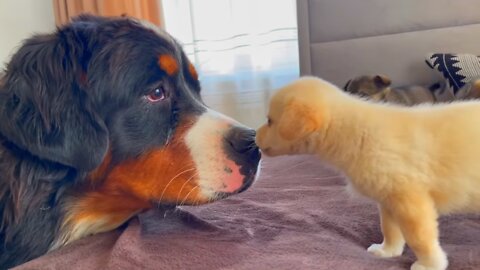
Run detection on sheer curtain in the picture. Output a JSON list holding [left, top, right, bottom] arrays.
[[162, 0, 299, 128]]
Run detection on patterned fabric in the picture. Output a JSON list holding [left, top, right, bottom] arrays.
[[425, 53, 480, 94]]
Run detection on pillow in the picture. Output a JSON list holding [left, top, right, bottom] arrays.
[[425, 53, 480, 94]]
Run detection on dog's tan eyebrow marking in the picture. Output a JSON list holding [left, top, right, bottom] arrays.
[[158, 54, 179, 76], [188, 62, 198, 80]]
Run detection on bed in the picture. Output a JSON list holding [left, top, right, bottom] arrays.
[[15, 156, 480, 269], [14, 1, 480, 269]]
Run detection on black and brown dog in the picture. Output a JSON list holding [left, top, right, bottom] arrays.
[[0, 15, 261, 268]]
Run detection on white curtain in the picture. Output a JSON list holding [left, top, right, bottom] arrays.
[[162, 0, 299, 128]]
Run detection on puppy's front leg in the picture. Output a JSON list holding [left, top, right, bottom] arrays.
[[391, 193, 447, 270], [367, 204, 405, 257]]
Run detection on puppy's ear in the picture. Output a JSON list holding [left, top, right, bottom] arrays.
[[373, 75, 392, 88], [278, 99, 321, 141], [343, 79, 352, 91], [0, 25, 108, 171], [456, 79, 480, 99], [471, 79, 480, 98]]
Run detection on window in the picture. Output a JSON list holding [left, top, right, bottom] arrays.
[[162, 0, 299, 127]]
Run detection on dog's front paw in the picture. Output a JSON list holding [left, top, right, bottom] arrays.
[[367, 243, 403, 258]]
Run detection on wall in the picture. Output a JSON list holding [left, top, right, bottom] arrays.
[[0, 0, 56, 69]]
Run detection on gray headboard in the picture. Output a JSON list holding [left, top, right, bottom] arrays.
[[297, 0, 480, 87]]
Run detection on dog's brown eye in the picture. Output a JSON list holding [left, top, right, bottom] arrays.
[[267, 117, 272, 126], [146, 87, 167, 102]]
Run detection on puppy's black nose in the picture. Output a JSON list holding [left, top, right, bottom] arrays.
[[224, 127, 261, 165]]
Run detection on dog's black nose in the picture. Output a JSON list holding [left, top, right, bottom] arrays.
[[224, 127, 260, 162], [226, 128, 255, 153], [223, 127, 261, 194]]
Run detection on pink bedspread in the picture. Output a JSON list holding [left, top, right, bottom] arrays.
[[15, 156, 480, 269]]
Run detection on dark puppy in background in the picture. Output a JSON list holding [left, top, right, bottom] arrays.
[[456, 77, 480, 100], [343, 75, 446, 105]]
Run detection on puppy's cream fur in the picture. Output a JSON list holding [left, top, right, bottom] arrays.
[[256, 76, 480, 270]]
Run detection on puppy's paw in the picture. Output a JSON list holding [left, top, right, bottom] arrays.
[[410, 262, 429, 270], [367, 243, 403, 258], [410, 251, 448, 270], [410, 261, 447, 270]]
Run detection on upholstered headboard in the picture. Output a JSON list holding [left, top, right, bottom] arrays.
[[297, 0, 480, 87]]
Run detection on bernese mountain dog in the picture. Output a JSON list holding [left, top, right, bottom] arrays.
[[0, 15, 261, 268]]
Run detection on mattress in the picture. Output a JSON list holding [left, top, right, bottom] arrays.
[[15, 156, 480, 269]]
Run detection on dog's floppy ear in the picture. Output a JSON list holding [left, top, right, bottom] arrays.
[[373, 75, 392, 88], [278, 99, 321, 141], [0, 26, 108, 171]]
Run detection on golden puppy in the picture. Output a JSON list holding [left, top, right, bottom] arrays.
[[256, 76, 480, 270]]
